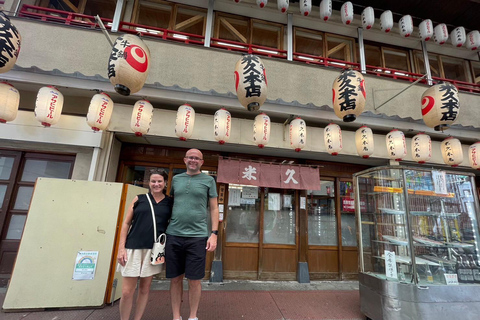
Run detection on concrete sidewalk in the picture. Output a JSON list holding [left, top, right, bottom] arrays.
[[0, 281, 364, 320]]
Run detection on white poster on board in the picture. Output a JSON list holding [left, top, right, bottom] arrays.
[[432, 170, 448, 195], [73, 251, 99, 280], [384, 250, 397, 280], [228, 188, 241, 206], [242, 186, 259, 199], [268, 193, 281, 211]]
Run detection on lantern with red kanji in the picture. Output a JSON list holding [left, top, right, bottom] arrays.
[[419, 19, 433, 41], [380, 10, 393, 33], [324, 123, 342, 156], [421, 82, 459, 131], [253, 113, 270, 148], [466, 30, 480, 50], [131, 100, 153, 137], [300, 0, 312, 16], [214, 108, 231, 145], [234, 54, 267, 111], [399, 15, 413, 37], [341, 2, 354, 25], [86, 92, 114, 132], [175, 104, 195, 141], [361, 7, 374, 30], [355, 126, 374, 158], [386, 130, 407, 161], [35, 86, 64, 127], [0, 12, 21, 74], [469, 142, 480, 170], [0, 82, 19, 123], [332, 69, 366, 122], [320, 0, 332, 21], [411, 133, 431, 164], [441, 137, 463, 167], [277, 0, 289, 13], [434, 24, 449, 45], [289, 117, 306, 152]]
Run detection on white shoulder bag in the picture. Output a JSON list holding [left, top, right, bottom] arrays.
[[146, 194, 166, 265]]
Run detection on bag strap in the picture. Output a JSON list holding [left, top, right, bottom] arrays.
[[145, 193, 157, 243]]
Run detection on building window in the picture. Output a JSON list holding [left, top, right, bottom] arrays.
[[35, 0, 116, 19], [294, 27, 323, 60], [414, 52, 469, 82], [326, 34, 355, 63], [358, 43, 410, 72], [472, 61, 480, 85]]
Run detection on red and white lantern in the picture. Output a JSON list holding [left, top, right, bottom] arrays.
[[108, 34, 150, 96], [468, 142, 480, 170], [300, 0, 312, 16], [466, 30, 480, 50], [332, 69, 366, 122], [130, 100, 153, 137], [277, 0, 289, 13], [0, 82, 19, 123], [289, 117, 306, 152], [419, 19, 433, 41], [253, 113, 270, 148], [319, 0, 332, 21], [324, 123, 342, 156], [411, 133, 431, 164], [233, 0, 241, 3], [361, 7, 375, 30], [386, 130, 407, 161], [214, 108, 231, 145], [0, 13, 21, 74], [399, 15, 413, 37], [451, 27, 466, 47], [175, 104, 195, 141], [355, 126, 374, 158], [256, 0, 267, 8], [441, 137, 463, 167], [35, 86, 64, 127], [341, 2, 354, 25], [421, 82, 459, 131], [86, 92, 114, 132], [234, 54, 267, 111], [380, 10, 393, 33], [434, 24, 449, 45]]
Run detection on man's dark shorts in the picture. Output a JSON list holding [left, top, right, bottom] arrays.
[[165, 235, 208, 280]]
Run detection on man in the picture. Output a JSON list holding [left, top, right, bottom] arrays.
[[166, 148, 219, 320]]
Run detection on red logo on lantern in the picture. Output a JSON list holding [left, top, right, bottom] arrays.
[[124, 45, 148, 73], [421, 96, 435, 116]]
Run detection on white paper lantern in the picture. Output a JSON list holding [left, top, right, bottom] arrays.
[[341, 2, 354, 25], [277, 0, 289, 13], [324, 123, 342, 156], [289, 117, 306, 152], [411, 133, 432, 164], [256, 0, 267, 8], [108, 34, 150, 96], [468, 142, 480, 170], [466, 31, 480, 50], [419, 19, 433, 41], [380, 10, 393, 33], [35, 86, 64, 127], [361, 7, 375, 30], [0, 82, 19, 123], [355, 126, 374, 158], [175, 104, 195, 141], [332, 69, 366, 122], [434, 24, 449, 45], [233, 0, 241, 3], [234, 54, 267, 111], [399, 15, 413, 38], [214, 108, 231, 144], [421, 82, 459, 131], [300, 0, 312, 16], [386, 130, 407, 161], [441, 137, 463, 167], [86, 92, 114, 132], [253, 113, 270, 148], [130, 100, 153, 137], [0, 13, 21, 74], [451, 27, 466, 47], [319, 0, 332, 21]]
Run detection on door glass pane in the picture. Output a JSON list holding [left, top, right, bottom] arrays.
[[340, 181, 357, 246], [0, 156, 15, 180], [264, 189, 295, 244], [21, 159, 72, 182], [226, 184, 260, 243], [308, 180, 337, 245], [13, 186, 34, 210], [0, 184, 6, 207], [442, 56, 467, 82], [5, 214, 27, 240]]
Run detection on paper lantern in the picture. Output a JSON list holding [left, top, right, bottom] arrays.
[[419, 19, 433, 41], [234, 54, 267, 111], [411, 133, 432, 164], [361, 7, 375, 30], [253, 113, 270, 148], [289, 117, 306, 152], [108, 34, 150, 96], [341, 2, 354, 25], [380, 10, 393, 33], [175, 104, 195, 141], [277, 0, 289, 13], [35, 86, 64, 127], [468, 142, 480, 170], [130, 100, 153, 137], [466, 31, 480, 50], [0, 82, 19, 123], [441, 137, 463, 167], [300, 0, 312, 16], [434, 24, 449, 45], [256, 0, 267, 8], [0, 13, 21, 74], [451, 27, 466, 47], [386, 130, 407, 161], [324, 123, 342, 156], [234, 0, 241, 3], [355, 126, 374, 158], [214, 108, 231, 145], [319, 0, 332, 21], [399, 15, 413, 37], [86, 92, 114, 132], [332, 69, 366, 122], [421, 82, 459, 131]]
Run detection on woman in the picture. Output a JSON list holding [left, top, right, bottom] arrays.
[[117, 169, 172, 320]]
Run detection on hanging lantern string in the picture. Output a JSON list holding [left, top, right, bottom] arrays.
[[219, 156, 323, 168]]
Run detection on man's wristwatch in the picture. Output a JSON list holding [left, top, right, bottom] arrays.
[[211, 230, 218, 235]]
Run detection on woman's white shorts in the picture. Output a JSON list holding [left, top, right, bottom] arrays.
[[119, 249, 163, 278]]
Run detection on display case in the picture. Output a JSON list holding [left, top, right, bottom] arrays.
[[354, 166, 480, 320]]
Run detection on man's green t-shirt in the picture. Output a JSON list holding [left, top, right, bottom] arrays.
[[166, 172, 218, 237]]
